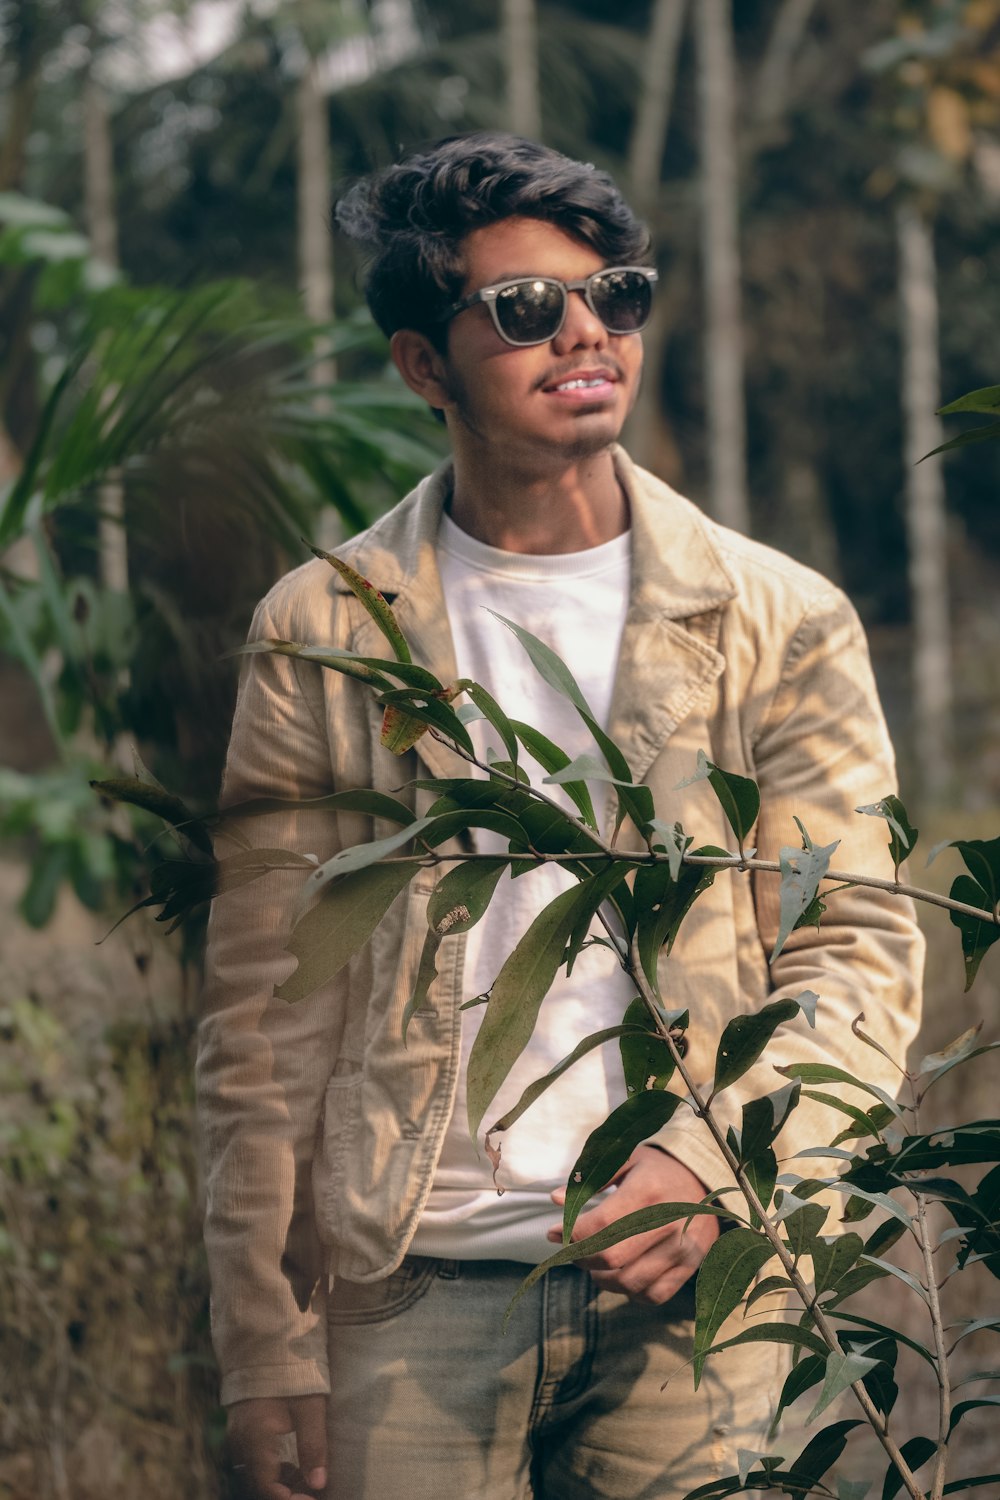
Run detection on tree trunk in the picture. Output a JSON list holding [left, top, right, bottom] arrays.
[[83, 73, 128, 598], [625, 0, 689, 472], [897, 201, 952, 801], [297, 56, 334, 364], [695, 0, 750, 533], [753, 0, 817, 125], [503, 0, 541, 139]]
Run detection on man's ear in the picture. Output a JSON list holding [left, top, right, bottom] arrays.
[[391, 329, 451, 413]]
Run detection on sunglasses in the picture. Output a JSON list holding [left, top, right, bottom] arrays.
[[442, 265, 658, 347]]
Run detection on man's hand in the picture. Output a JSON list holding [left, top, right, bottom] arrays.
[[547, 1146, 719, 1305], [227, 1394, 328, 1500]]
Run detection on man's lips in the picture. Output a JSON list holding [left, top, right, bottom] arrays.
[[539, 366, 621, 401]]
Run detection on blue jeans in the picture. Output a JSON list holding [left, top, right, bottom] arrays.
[[324, 1256, 785, 1499]]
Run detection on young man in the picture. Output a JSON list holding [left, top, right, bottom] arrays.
[[197, 134, 923, 1500]]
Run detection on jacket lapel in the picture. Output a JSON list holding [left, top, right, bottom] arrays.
[[606, 452, 737, 785], [345, 463, 469, 782]]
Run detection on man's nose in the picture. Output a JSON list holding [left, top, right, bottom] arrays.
[[551, 288, 608, 353]]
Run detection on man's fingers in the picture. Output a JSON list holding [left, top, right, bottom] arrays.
[[293, 1394, 328, 1492], [227, 1397, 327, 1500]]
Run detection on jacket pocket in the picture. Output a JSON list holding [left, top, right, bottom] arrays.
[[327, 1255, 440, 1325]]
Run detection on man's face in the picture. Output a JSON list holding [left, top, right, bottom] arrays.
[[436, 215, 644, 465]]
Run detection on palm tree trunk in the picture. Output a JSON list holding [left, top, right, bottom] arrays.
[[83, 73, 128, 598], [695, 0, 749, 533], [503, 0, 541, 139], [897, 201, 952, 800]]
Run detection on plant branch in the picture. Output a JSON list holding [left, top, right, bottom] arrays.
[[915, 1191, 951, 1500], [623, 927, 926, 1500]]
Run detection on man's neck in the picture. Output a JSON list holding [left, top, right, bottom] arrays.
[[447, 447, 629, 555]]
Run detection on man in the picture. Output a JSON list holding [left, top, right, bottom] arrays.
[[197, 133, 923, 1500]]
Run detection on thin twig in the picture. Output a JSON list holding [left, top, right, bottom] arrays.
[[914, 1192, 951, 1500]]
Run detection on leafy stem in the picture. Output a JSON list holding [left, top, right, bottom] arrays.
[[914, 1192, 950, 1500], [621, 925, 927, 1500]]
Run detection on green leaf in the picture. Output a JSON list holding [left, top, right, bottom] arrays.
[[91, 777, 213, 856], [744, 1147, 778, 1225], [220, 787, 417, 828], [619, 996, 677, 1096], [837, 1478, 873, 1500], [509, 719, 597, 829], [948, 1396, 1000, 1437], [948, 874, 1000, 991], [486, 1024, 651, 1140], [805, 1352, 882, 1424], [692, 1228, 776, 1383], [781, 1201, 829, 1260], [772, 835, 839, 960], [713, 996, 809, 1096], [854, 796, 918, 879], [939, 383, 1000, 415], [301, 816, 436, 894], [941, 1477, 1000, 1494], [309, 546, 412, 662], [426, 857, 509, 936], [542, 752, 631, 787], [920, 420, 1000, 460], [701, 1320, 830, 1365], [456, 679, 519, 766], [634, 849, 724, 985], [647, 820, 692, 881], [377, 687, 476, 757], [745, 1273, 795, 1312], [506, 1202, 734, 1321], [739, 1081, 802, 1161], [951, 838, 1000, 902], [401, 928, 443, 1046], [774, 1063, 905, 1120], [676, 750, 760, 848], [880, 1436, 936, 1500], [811, 1232, 864, 1297], [279, 859, 421, 1003], [467, 879, 607, 1140], [787, 1422, 864, 1492], [562, 1090, 686, 1241], [803, 1089, 892, 1143], [826, 1312, 937, 1370], [489, 610, 591, 713], [774, 1354, 826, 1426]]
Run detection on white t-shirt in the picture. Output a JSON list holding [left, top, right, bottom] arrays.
[[409, 510, 635, 1263]]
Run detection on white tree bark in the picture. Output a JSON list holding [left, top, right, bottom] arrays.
[[503, 0, 541, 139], [625, 0, 689, 472], [695, 0, 750, 533], [753, 0, 817, 125], [297, 55, 334, 358], [897, 201, 952, 800], [83, 72, 128, 598]]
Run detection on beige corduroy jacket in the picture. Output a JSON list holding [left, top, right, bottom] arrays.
[[197, 449, 924, 1407]]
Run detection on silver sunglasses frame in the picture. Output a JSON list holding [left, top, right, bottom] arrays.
[[443, 265, 658, 347]]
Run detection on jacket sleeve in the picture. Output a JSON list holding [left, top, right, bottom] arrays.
[[196, 588, 346, 1406], [653, 586, 925, 1195]]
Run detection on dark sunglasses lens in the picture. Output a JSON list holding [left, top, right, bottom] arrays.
[[495, 280, 565, 344], [591, 270, 652, 332]]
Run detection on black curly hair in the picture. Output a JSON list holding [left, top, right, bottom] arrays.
[[334, 132, 651, 350]]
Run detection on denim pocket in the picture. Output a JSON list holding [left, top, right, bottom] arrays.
[[328, 1255, 441, 1325]]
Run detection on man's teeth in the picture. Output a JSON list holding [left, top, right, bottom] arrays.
[[554, 377, 607, 390]]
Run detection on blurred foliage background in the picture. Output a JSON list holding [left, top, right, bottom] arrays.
[[2, 0, 1000, 1495]]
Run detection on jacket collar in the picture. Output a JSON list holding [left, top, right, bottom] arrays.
[[341, 448, 737, 784]]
